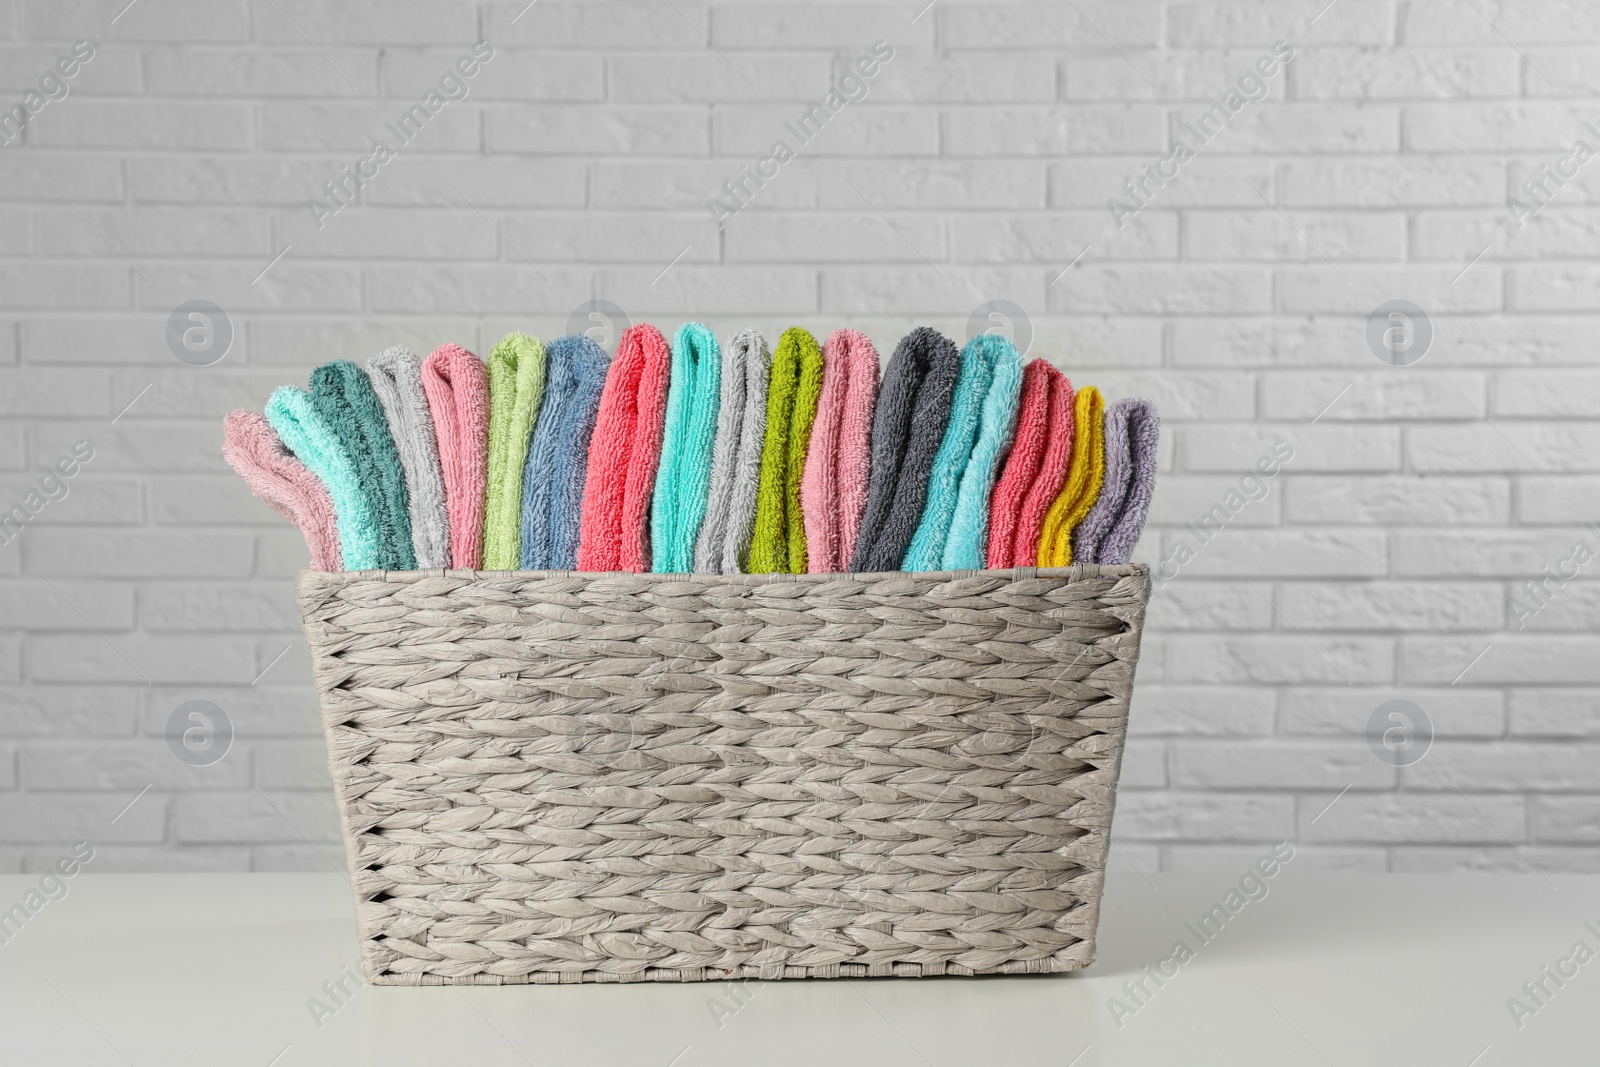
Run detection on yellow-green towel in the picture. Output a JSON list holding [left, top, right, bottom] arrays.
[[1039, 385, 1105, 566], [748, 327, 824, 574], [482, 332, 546, 570]]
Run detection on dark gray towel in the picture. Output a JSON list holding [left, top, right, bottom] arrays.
[[849, 327, 961, 573]]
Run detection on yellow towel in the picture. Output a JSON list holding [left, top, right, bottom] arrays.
[[1038, 386, 1105, 566]]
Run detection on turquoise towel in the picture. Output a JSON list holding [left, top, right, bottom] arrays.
[[265, 385, 382, 570], [651, 323, 722, 573], [309, 360, 415, 570], [940, 335, 1024, 570], [519, 333, 611, 570], [902, 335, 1007, 571]]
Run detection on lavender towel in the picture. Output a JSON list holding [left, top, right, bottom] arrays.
[[1085, 397, 1160, 564], [519, 333, 611, 570]]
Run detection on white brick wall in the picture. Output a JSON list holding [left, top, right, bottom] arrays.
[[1, 0, 1596, 874]]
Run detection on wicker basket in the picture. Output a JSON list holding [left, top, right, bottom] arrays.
[[297, 564, 1151, 985]]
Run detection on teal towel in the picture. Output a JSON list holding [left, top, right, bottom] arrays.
[[902, 335, 1008, 571], [519, 333, 611, 570], [940, 335, 1024, 570], [265, 386, 382, 570], [309, 360, 415, 570], [651, 323, 722, 573]]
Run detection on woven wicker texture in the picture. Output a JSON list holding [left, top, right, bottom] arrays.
[[297, 565, 1150, 985]]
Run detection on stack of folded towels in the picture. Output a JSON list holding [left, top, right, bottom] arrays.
[[224, 326, 1159, 574]]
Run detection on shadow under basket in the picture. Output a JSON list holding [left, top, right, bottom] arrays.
[[297, 564, 1152, 985]]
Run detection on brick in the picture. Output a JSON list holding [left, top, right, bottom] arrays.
[[130, 155, 350, 206], [23, 0, 249, 41], [1434, 316, 1600, 366], [729, 212, 946, 263], [38, 207, 271, 259], [947, 105, 1166, 155], [140, 582, 300, 632], [1150, 477, 1280, 528], [595, 159, 817, 212], [1048, 265, 1272, 314], [28, 632, 257, 684], [22, 741, 249, 789], [1164, 634, 1393, 684], [1175, 103, 1399, 155], [610, 53, 824, 103], [1405, 2, 1600, 45], [140, 686, 321, 739], [142, 262, 362, 313], [1511, 690, 1600, 737], [1522, 48, 1600, 98], [941, 3, 1161, 48], [1533, 798, 1600, 843], [0, 793, 166, 844], [1165, 844, 1385, 873], [1170, 741, 1394, 789], [1145, 580, 1273, 631], [1295, 48, 1516, 99], [1181, 425, 1399, 472], [713, 6, 932, 48], [1118, 739, 1166, 789], [275, 207, 498, 260], [1168, 316, 1368, 368], [1406, 103, 1598, 152], [611, 266, 818, 315], [1402, 635, 1600, 685], [253, 740, 332, 789], [173, 790, 339, 843], [144, 46, 378, 96], [1495, 371, 1600, 417], [1160, 529, 1387, 579], [1302, 793, 1523, 844], [261, 102, 479, 152], [1052, 158, 1274, 209], [25, 530, 253, 578], [365, 157, 586, 208], [1284, 475, 1508, 525], [382, 48, 601, 102], [252, 1, 476, 44], [1280, 581, 1502, 631], [245, 317, 482, 367], [485, 1, 707, 47], [1113, 792, 1295, 841], [715, 105, 939, 157], [856, 55, 1057, 103], [821, 267, 1038, 315], [1418, 209, 1600, 261], [1280, 158, 1504, 208], [32, 423, 228, 473], [256, 527, 318, 578], [365, 265, 594, 315], [0, 44, 141, 93], [1129, 686, 1275, 736], [1277, 265, 1501, 314], [818, 160, 1046, 210], [1520, 477, 1600, 522], [0, 685, 140, 737], [1281, 687, 1504, 737], [949, 210, 1176, 263], [32, 103, 252, 149], [252, 844, 346, 872], [1512, 264, 1600, 311], [1510, 581, 1600, 634], [1408, 424, 1600, 473], [1407, 743, 1600, 792], [498, 212, 718, 266], [0, 580, 133, 630], [0, 369, 109, 415], [0, 263, 129, 310], [1185, 210, 1405, 262], [1168, 2, 1393, 45], [1393, 529, 1596, 577], [1064, 50, 1291, 101], [490, 105, 706, 155]]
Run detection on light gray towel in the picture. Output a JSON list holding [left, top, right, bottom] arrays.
[[367, 346, 449, 568], [695, 328, 771, 574]]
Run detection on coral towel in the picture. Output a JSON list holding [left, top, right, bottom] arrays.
[[578, 324, 671, 573], [748, 327, 824, 574], [987, 360, 1073, 568], [265, 386, 381, 570], [483, 332, 546, 569], [222, 410, 341, 571], [1038, 385, 1106, 566], [1080, 397, 1160, 564], [309, 360, 415, 570], [366, 346, 449, 569], [800, 329, 880, 573], [939, 334, 1024, 571], [521, 334, 611, 570], [850, 327, 961, 573], [694, 328, 770, 574], [421, 344, 489, 569], [650, 323, 721, 573]]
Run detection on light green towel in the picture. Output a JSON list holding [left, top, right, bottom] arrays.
[[748, 327, 824, 574], [483, 332, 546, 570]]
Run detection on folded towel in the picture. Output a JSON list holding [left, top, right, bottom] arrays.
[[366, 346, 449, 569], [987, 360, 1073, 569], [800, 329, 880, 573], [902, 334, 1012, 571], [578, 324, 671, 573], [849, 327, 961, 573], [940, 335, 1024, 571], [309, 360, 415, 570], [1038, 385, 1106, 566], [421, 344, 489, 570], [483, 332, 547, 570], [521, 334, 611, 570], [748, 327, 824, 574], [1083, 397, 1160, 564], [223, 409, 342, 571], [265, 386, 381, 570], [694, 328, 771, 574], [651, 323, 722, 574]]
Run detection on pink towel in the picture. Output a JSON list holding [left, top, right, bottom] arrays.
[[222, 410, 341, 571], [577, 324, 671, 573], [800, 329, 880, 572], [421, 344, 489, 570]]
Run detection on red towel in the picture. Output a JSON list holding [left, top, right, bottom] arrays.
[[422, 344, 489, 569], [988, 360, 1074, 568], [577, 324, 671, 573], [801, 329, 880, 572]]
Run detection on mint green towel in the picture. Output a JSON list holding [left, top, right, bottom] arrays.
[[265, 385, 382, 570], [309, 360, 414, 570], [650, 323, 721, 573], [483, 332, 546, 570], [902, 334, 1009, 572], [940, 334, 1024, 570]]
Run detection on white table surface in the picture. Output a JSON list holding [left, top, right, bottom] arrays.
[[1, 868, 1591, 1065]]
